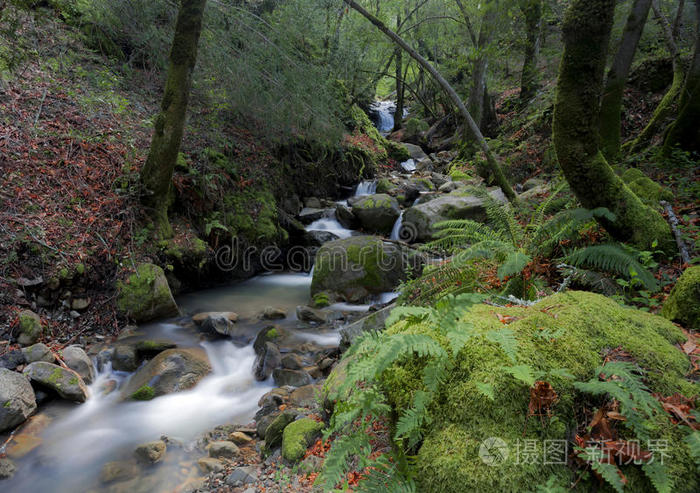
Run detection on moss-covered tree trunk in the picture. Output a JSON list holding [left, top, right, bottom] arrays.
[[553, 0, 672, 251], [140, 0, 207, 238], [518, 0, 543, 105], [663, 0, 700, 154], [466, 3, 496, 130], [598, 0, 652, 160], [393, 13, 404, 132]]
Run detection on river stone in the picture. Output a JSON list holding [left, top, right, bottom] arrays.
[[17, 310, 43, 346], [311, 236, 424, 302], [61, 345, 95, 384], [438, 181, 462, 193], [335, 203, 358, 229], [298, 207, 328, 224], [0, 457, 16, 479], [281, 418, 323, 462], [340, 303, 395, 350], [304, 230, 340, 246], [295, 305, 327, 324], [0, 368, 37, 432], [289, 384, 319, 409], [197, 457, 224, 473], [261, 306, 287, 320], [402, 142, 429, 161], [208, 440, 240, 459], [111, 344, 138, 372], [21, 343, 54, 364], [264, 410, 297, 451], [281, 353, 304, 370], [100, 461, 140, 483], [134, 440, 166, 464], [253, 342, 282, 381], [403, 187, 508, 242], [198, 313, 238, 337], [225, 466, 258, 486], [230, 431, 253, 445], [23, 362, 88, 403], [351, 194, 400, 234], [121, 348, 211, 400], [116, 263, 180, 323], [193, 311, 238, 325], [273, 368, 312, 388], [134, 340, 177, 359]]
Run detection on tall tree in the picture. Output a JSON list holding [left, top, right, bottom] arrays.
[[553, 0, 672, 251], [140, 0, 207, 238], [664, 0, 700, 154], [518, 0, 543, 105], [343, 0, 516, 201], [393, 11, 404, 132], [598, 0, 652, 160]]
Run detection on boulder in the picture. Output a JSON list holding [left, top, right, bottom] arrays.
[[340, 303, 395, 350], [134, 340, 178, 359], [311, 236, 424, 302], [281, 353, 304, 370], [402, 143, 429, 161], [0, 368, 37, 432], [225, 466, 258, 486], [304, 230, 340, 246], [264, 410, 297, 451], [298, 207, 329, 224], [116, 263, 180, 323], [17, 310, 42, 346], [197, 457, 224, 473], [0, 457, 16, 479], [230, 431, 253, 445], [261, 306, 287, 320], [403, 187, 508, 242], [111, 344, 138, 372], [661, 266, 700, 329], [253, 342, 282, 381], [289, 384, 320, 409], [61, 345, 95, 384], [522, 177, 546, 191], [430, 172, 450, 188], [121, 348, 211, 400], [198, 313, 239, 337], [335, 203, 358, 229], [207, 440, 240, 459], [134, 440, 166, 464], [21, 343, 55, 364], [438, 181, 462, 193], [351, 194, 401, 234], [273, 368, 312, 388], [23, 362, 88, 402], [100, 461, 139, 484], [410, 177, 436, 192], [296, 305, 327, 324], [193, 311, 238, 325], [281, 418, 323, 462], [0, 350, 26, 370]]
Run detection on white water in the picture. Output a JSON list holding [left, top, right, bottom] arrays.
[[370, 100, 396, 134], [390, 211, 404, 241], [305, 217, 353, 239], [355, 180, 377, 196], [400, 159, 417, 173]]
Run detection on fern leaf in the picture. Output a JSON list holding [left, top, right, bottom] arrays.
[[566, 244, 659, 291], [486, 327, 519, 363], [396, 390, 432, 445], [385, 306, 433, 327], [642, 461, 673, 493], [504, 365, 537, 387], [497, 251, 532, 279], [475, 382, 495, 401], [590, 460, 626, 493], [685, 430, 700, 472], [320, 432, 371, 490]]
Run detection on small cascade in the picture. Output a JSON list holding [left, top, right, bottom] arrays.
[[305, 217, 353, 239], [355, 180, 377, 196], [400, 159, 417, 173], [369, 100, 396, 134], [390, 211, 404, 241]]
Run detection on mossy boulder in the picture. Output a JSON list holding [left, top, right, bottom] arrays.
[[21, 343, 54, 364], [17, 310, 43, 346], [375, 178, 396, 194], [116, 263, 180, 323], [264, 410, 297, 454], [351, 194, 401, 234], [61, 346, 95, 384], [345, 291, 697, 492], [23, 362, 88, 403], [311, 236, 424, 302], [622, 168, 673, 207], [121, 348, 211, 400], [281, 418, 323, 462], [662, 266, 700, 329], [0, 368, 37, 433]]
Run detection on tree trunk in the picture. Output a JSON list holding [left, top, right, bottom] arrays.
[[343, 0, 516, 201], [466, 3, 497, 129], [519, 0, 543, 105], [664, 0, 700, 154], [140, 0, 207, 238], [393, 14, 404, 132], [553, 0, 672, 251], [598, 0, 652, 161]]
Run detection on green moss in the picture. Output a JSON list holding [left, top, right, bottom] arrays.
[[68, 377, 78, 385], [75, 263, 85, 275], [376, 178, 394, 194], [662, 266, 700, 329], [356, 194, 393, 209], [48, 367, 63, 386], [59, 268, 70, 280], [18, 311, 42, 342], [312, 292, 331, 308], [281, 418, 323, 462], [131, 385, 156, 401], [266, 328, 279, 339], [222, 188, 280, 244], [4, 400, 11, 408], [404, 118, 429, 136], [116, 263, 159, 314], [375, 291, 697, 492], [175, 152, 189, 172]]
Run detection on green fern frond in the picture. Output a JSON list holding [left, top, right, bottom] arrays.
[[355, 455, 417, 493], [589, 458, 626, 493], [320, 432, 371, 490], [486, 327, 519, 363], [475, 382, 495, 401], [685, 430, 700, 472], [504, 365, 537, 387], [566, 244, 659, 292], [530, 182, 567, 233], [396, 390, 432, 446], [642, 461, 673, 493], [484, 197, 524, 246], [385, 306, 434, 327], [497, 251, 532, 279]]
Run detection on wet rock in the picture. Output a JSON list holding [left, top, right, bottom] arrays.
[[198, 313, 238, 337], [197, 457, 224, 473], [298, 207, 329, 224], [17, 310, 43, 346], [95, 347, 114, 372], [121, 348, 211, 400], [304, 230, 340, 246], [116, 263, 180, 323], [273, 368, 312, 388], [295, 305, 327, 324], [261, 306, 286, 320], [100, 461, 140, 483], [351, 194, 400, 234], [111, 344, 138, 372], [254, 342, 282, 381], [264, 410, 297, 451], [0, 457, 16, 479], [0, 368, 37, 432], [0, 350, 26, 370], [340, 303, 395, 350], [335, 203, 358, 229], [304, 197, 322, 209], [23, 362, 88, 402], [402, 142, 429, 161], [289, 384, 319, 409], [21, 343, 54, 364], [134, 440, 166, 464], [281, 353, 304, 370], [134, 340, 177, 359], [282, 418, 323, 462], [4, 414, 51, 459], [207, 440, 239, 459], [230, 431, 253, 445], [253, 326, 286, 355], [61, 345, 95, 384], [225, 466, 258, 486], [193, 311, 238, 325]]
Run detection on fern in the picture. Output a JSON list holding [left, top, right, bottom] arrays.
[[642, 461, 673, 493], [497, 251, 533, 279], [504, 364, 537, 387], [475, 382, 496, 400], [590, 457, 626, 493], [319, 432, 371, 490], [685, 430, 700, 472], [566, 244, 659, 292], [486, 327, 519, 363]]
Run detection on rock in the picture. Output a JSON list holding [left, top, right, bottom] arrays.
[[282, 418, 323, 462], [121, 348, 211, 400], [116, 263, 180, 323], [351, 194, 401, 234], [225, 466, 258, 486], [289, 384, 319, 409], [430, 172, 450, 188], [261, 306, 287, 320], [402, 143, 429, 161], [23, 362, 88, 402], [61, 345, 95, 384], [410, 177, 436, 192], [523, 177, 546, 191], [281, 353, 304, 370], [208, 440, 240, 459], [304, 197, 322, 209], [193, 311, 238, 325], [21, 343, 54, 364], [0, 457, 16, 479], [264, 411, 297, 451], [254, 342, 282, 381], [296, 305, 327, 324], [17, 310, 43, 346], [198, 313, 239, 337], [0, 368, 37, 432], [335, 203, 358, 229], [518, 184, 549, 204], [661, 266, 700, 329], [304, 230, 340, 246], [134, 440, 166, 464], [197, 457, 224, 473], [273, 368, 312, 388], [71, 297, 90, 310], [311, 236, 424, 302], [253, 326, 286, 356], [298, 207, 329, 224], [111, 344, 138, 372], [340, 303, 395, 350], [230, 431, 253, 445], [134, 340, 177, 359], [100, 461, 139, 483], [403, 187, 508, 242], [0, 350, 26, 370], [438, 181, 462, 193]]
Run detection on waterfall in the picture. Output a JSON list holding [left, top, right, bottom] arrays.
[[355, 180, 377, 196], [370, 101, 396, 134], [390, 211, 404, 241]]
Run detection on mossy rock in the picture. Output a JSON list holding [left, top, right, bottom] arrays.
[[375, 178, 395, 194], [351, 194, 400, 234], [221, 187, 282, 245], [661, 266, 700, 329], [367, 291, 697, 492], [116, 263, 180, 323], [281, 418, 323, 463], [17, 310, 43, 346], [622, 168, 673, 207], [264, 410, 297, 455]]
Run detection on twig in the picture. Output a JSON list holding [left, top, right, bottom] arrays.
[[660, 200, 691, 265], [34, 87, 47, 126]]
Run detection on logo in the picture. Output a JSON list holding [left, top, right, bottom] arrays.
[[479, 437, 509, 466]]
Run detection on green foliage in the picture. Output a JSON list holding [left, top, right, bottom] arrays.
[[565, 244, 659, 292]]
